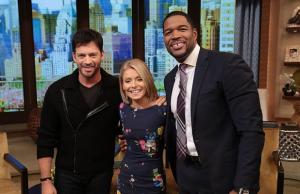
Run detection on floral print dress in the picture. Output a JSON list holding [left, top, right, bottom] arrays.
[[117, 103, 166, 194]]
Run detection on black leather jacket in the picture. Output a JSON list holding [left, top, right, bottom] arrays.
[[37, 68, 121, 174]]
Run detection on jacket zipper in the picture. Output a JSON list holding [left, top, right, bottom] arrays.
[[61, 89, 74, 130], [61, 89, 110, 173], [76, 102, 109, 130], [73, 102, 109, 173], [73, 132, 77, 173]]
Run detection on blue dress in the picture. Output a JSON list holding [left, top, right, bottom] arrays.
[[117, 103, 167, 194]]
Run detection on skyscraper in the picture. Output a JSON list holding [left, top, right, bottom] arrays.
[[4, 43, 22, 81], [201, 0, 220, 50], [219, 0, 235, 52], [145, 20, 158, 74], [89, 0, 105, 33], [48, 0, 75, 78], [32, 5, 46, 51]]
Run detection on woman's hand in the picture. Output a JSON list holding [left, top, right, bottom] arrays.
[[155, 96, 166, 106], [118, 135, 127, 152]]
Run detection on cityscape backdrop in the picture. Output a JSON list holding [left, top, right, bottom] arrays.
[[0, 0, 235, 112]]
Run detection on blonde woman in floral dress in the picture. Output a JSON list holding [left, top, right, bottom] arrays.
[[117, 59, 166, 194]]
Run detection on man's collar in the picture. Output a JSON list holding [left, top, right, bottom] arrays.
[[182, 44, 200, 67]]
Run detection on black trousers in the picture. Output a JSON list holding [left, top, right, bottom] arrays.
[[54, 169, 113, 194], [176, 159, 213, 194]]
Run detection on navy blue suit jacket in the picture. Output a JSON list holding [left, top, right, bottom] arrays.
[[164, 48, 264, 193]]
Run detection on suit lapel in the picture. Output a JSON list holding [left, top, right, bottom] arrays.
[[191, 49, 209, 124]]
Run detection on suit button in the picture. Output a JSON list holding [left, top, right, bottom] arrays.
[[194, 139, 200, 143]]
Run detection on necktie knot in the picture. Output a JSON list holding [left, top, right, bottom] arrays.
[[179, 63, 188, 73]]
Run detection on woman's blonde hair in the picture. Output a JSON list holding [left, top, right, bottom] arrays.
[[119, 58, 158, 104]]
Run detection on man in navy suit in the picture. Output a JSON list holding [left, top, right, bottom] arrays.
[[163, 11, 264, 194]]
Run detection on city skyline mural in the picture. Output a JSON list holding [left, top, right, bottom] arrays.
[[0, 0, 235, 112]]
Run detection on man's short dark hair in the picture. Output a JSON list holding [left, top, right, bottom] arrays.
[[163, 11, 195, 31], [72, 28, 103, 52]]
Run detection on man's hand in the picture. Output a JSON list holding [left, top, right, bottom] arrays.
[[118, 135, 127, 152], [38, 157, 55, 194], [155, 96, 166, 106], [41, 180, 57, 194], [229, 190, 238, 194]]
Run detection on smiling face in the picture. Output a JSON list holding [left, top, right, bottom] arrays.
[[122, 68, 147, 107], [119, 59, 158, 106], [73, 41, 104, 82], [163, 15, 197, 63]]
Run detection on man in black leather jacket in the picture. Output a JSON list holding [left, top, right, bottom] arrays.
[[37, 29, 121, 194]]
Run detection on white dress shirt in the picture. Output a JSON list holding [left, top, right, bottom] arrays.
[[171, 44, 200, 156]]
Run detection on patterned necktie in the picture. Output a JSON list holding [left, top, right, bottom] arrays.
[[176, 63, 188, 159]]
